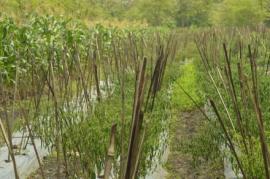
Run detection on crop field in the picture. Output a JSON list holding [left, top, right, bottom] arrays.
[[0, 0, 270, 179]]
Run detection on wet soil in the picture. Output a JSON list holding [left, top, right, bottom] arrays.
[[28, 155, 67, 179], [166, 109, 224, 179]]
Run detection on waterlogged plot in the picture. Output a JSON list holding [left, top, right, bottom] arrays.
[[0, 16, 178, 178]]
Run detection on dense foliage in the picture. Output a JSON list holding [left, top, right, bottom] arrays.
[[0, 0, 269, 27]]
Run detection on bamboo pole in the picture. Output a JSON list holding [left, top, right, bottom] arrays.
[[104, 124, 117, 179]]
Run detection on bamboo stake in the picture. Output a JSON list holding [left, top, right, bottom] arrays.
[[104, 124, 117, 179], [124, 58, 147, 179], [0, 117, 20, 179], [210, 100, 246, 179], [247, 45, 270, 178]]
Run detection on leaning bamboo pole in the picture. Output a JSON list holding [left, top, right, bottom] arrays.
[[0, 117, 20, 179], [124, 58, 147, 179]]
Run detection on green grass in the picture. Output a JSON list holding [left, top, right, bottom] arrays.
[[171, 60, 204, 110]]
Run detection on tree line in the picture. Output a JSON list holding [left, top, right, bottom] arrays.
[[0, 0, 269, 27]]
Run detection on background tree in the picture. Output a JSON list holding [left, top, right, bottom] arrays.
[[1, 0, 270, 27], [175, 0, 214, 27], [210, 0, 268, 26], [126, 0, 177, 26]]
